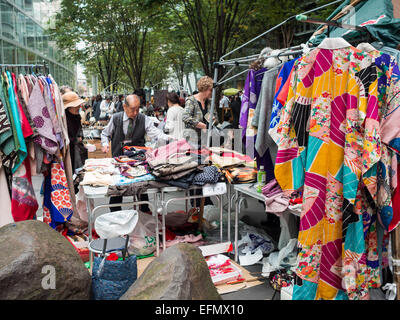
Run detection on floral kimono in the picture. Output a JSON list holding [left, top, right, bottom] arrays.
[[274, 38, 380, 300]]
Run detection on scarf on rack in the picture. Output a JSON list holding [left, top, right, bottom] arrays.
[[26, 80, 59, 155], [0, 97, 14, 166], [40, 76, 63, 150]]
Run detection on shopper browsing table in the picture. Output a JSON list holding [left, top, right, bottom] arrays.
[[101, 94, 171, 212]]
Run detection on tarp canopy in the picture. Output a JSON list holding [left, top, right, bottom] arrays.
[[309, 0, 400, 48]]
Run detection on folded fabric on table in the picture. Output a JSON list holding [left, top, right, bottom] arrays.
[[81, 171, 114, 187], [84, 158, 116, 170], [146, 138, 193, 168], [193, 166, 221, 186], [114, 173, 155, 186], [151, 156, 199, 177], [224, 167, 257, 184], [264, 192, 289, 215], [163, 171, 197, 189], [114, 156, 146, 167], [157, 167, 201, 181], [262, 178, 283, 197], [124, 145, 151, 152], [207, 153, 245, 168], [107, 180, 169, 197], [123, 148, 147, 161], [119, 165, 148, 179], [261, 179, 290, 215]]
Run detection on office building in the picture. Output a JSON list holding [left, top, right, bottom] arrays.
[[0, 0, 75, 86]]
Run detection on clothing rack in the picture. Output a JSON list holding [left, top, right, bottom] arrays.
[[296, 13, 376, 41], [0, 63, 48, 75], [217, 49, 304, 87], [206, 0, 343, 147]]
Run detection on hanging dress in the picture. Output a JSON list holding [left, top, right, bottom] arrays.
[[275, 39, 380, 300]]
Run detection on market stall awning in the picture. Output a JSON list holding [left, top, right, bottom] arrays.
[[308, 0, 400, 48]]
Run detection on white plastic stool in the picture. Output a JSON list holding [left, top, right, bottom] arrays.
[[89, 210, 139, 267]]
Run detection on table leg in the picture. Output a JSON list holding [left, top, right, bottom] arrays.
[[227, 184, 231, 243], [199, 197, 205, 232], [154, 192, 160, 257], [235, 190, 239, 262], [87, 197, 94, 273], [162, 192, 166, 253], [219, 195, 223, 242]]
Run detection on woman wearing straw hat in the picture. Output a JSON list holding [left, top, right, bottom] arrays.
[[62, 91, 88, 173]]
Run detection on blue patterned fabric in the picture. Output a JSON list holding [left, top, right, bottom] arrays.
[[91, 255, 137, 300], [193, 166, 221, 186]]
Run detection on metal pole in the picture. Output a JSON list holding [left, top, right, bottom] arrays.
[[219, 0, 342, 62], [207, 64, 220, 148]]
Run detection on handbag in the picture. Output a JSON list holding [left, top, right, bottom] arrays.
[[91, 255, 137, 300]]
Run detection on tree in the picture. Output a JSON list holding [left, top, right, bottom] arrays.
[[164, 0, 258, 77], [52, 0, 121, 90], [53, 0, 171, 91]]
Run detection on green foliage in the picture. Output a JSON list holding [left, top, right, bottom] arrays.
[[52, 0, 338, 91]]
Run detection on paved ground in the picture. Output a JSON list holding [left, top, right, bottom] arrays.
[[31, 176, 386, 300]]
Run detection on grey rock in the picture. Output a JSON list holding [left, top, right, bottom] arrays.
[[120, 243, 221, 300], [0, 220, 91, 300]]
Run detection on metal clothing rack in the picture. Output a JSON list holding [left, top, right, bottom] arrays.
[[206, 0, 344, 147], [0, 63, 48, 75], [296, 13, 376, 42]]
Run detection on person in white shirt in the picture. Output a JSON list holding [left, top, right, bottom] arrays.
[[107, 99, 115, 117], [219, 94, 229, 109], [99, 96, 112, 120], [164, 92, 184, 140], [219, 94, 230, 122]]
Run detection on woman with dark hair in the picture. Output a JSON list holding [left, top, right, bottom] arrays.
[[62, 91, 88, 173], [164, 92, 184, 140], [92, 94, 102, 121]]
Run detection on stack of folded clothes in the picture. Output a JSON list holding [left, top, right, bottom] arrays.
[[80, 158, 119, 186], [80, 156, 156, 187], [146, 139, 224, 189], [145, 139, 202, 188]]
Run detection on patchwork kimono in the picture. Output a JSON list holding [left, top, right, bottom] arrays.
[[274, 38, 380, 300]]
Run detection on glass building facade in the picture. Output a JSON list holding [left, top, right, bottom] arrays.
[[0, 0, 75, 86]]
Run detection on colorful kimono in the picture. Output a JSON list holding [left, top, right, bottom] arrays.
[[42, 161, 74, 231], [269, 58, 298, 144], [274, 42, 379, 300]]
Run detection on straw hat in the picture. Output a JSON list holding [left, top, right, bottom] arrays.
[[62, 91, 85, 109]]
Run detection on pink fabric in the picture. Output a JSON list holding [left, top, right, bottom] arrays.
[[146, 138, 192, 166], [164, 234, 203, 248], [11, 159, 38, 222]]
